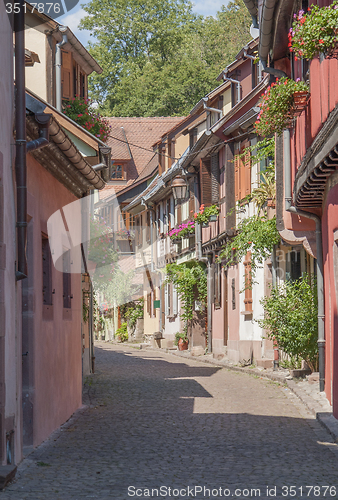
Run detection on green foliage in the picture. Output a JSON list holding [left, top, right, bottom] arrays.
[[193, 204, 219, 225], [290, 2, 338, 60], [116, 322, 128, 342], [62, 96, 110, 142], [80, 0, 251, 115], [254, 77, 309, 136], [258, 275, 318, 371], [122, 299, 144, 330], [218, 215, 281, 278], [174, 332, 188, 345], [165, 261, 207, 334], [250, 166, 276, 211]]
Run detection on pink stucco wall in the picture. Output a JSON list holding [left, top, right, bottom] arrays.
[[26, 154, 82, 447], [322, 181, 338, 416]]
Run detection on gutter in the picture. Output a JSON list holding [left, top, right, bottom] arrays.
[[283, 129, 325, 392]]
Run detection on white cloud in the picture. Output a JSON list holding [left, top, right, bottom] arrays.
[[192, 0, 229, 17], [58, 6, 92, 46]]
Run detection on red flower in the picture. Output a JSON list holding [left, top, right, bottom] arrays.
[[78, 114, 83, 117], [319, 39, 324, 44]]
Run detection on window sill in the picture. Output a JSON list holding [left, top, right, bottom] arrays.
[[241, 310, 253, 317]]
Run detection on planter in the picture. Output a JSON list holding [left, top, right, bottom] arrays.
[[178, 338, 189, 351], [292, 91, 310, 115], [202, 222, 209, 228], [171, 238, 181, 244], [209, 214, 218, 222]]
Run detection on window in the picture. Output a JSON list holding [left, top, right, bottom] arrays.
[[243, 251, 253, 312], [200, 157, 212, 206], [42, 236, 52, 305], [63, 249, 72, 309], [111, 164, 124, 180], [231, 278, 236, 310], [189, 128, 198, 149], [214, 262, 221, 309]]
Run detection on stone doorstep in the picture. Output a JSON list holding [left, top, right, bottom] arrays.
[[256, 358, 274, 369], [0, 465, 17, 490]]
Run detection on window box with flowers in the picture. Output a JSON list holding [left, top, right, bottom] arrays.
[[62, 96, 111, 142], [254, 77, 309, 137], [289, 2, 338, 60], [116, 229, 135, 240], [193, 204, 220, 226], [168, 221, 195, 242]]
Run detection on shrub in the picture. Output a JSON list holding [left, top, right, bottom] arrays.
[[116, 322, 128, 342], [258, 274, 318, 371]]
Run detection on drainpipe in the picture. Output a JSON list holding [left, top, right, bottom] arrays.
[[260, 60, 287, 79], [202, 98, 223, 116], [207, 253, 214, 354], [222, 76, 241, 104], [283, 129, 325, 392], [55, 27, 68, 112], [15, 1, 28, 280], [26, 114, 51, 152]]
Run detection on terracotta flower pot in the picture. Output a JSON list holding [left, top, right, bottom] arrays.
[[178, 338, 189, 351]]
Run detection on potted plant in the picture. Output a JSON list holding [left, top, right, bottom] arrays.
[[289, 2, 338, 60], [194, 204, 220, 226], [168, 221, 195, 241], [62, 96, 111, 142], [254, 77, 309, 137], [174, 332, 189, 351]]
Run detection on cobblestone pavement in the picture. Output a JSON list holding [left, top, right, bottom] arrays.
[[2, 343, 338, 500]]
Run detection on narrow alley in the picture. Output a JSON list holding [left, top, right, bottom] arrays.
[[2, 343, 338, 500]]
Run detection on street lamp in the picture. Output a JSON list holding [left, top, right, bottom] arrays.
[[171, 175, 188, 202]]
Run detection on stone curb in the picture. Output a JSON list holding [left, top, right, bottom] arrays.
[[165, 348, 338, 442]]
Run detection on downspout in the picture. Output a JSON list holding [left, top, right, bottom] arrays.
[[283, 129, 325, 392], [260, 59, 287, 79], [55, 27, 68, 112], [15, 2, 28, 280], [222, 76, 241, 104]]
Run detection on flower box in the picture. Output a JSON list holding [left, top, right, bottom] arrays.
[[209, 214, 218, 222], [292, 91, 310, 115]]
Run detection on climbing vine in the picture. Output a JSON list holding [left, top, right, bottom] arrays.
[[165, 261, 207, 335]]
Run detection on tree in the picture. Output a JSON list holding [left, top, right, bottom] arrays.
[[80, 0, 252, 116]]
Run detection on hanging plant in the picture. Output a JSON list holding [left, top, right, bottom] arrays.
[[62, 96, 111, 142], [218, 215, 280, 280], [289, 2, 338, 60], [165, 261, 207, 335], [168, 221, 195, 241], [254, 77, 309, 137], [193, 204, 220, 225]]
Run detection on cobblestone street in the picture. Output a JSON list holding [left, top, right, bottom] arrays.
[[2, 343, 338, 500]]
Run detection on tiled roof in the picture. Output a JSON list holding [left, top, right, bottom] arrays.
[[100, 117, 184, 200]]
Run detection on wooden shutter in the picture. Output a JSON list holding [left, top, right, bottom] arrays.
[[244, 149, 251, 197], [211, 153, 220, 204], [244, 251, 253, 312], [176, 204, 181, 225], [234, 151, 240, 201], [200, 158, 212, 206], [146, 211, 151, 243], [61, 51, 72, 99], [165, 284, 169, 317], [189, 178, 195, 216], [173, 285, 178, 316]]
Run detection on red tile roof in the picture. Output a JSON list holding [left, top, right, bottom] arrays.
[[100, 117, 184, 199]]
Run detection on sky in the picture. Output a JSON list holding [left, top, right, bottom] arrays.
[[58, 0, 228, 47]]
